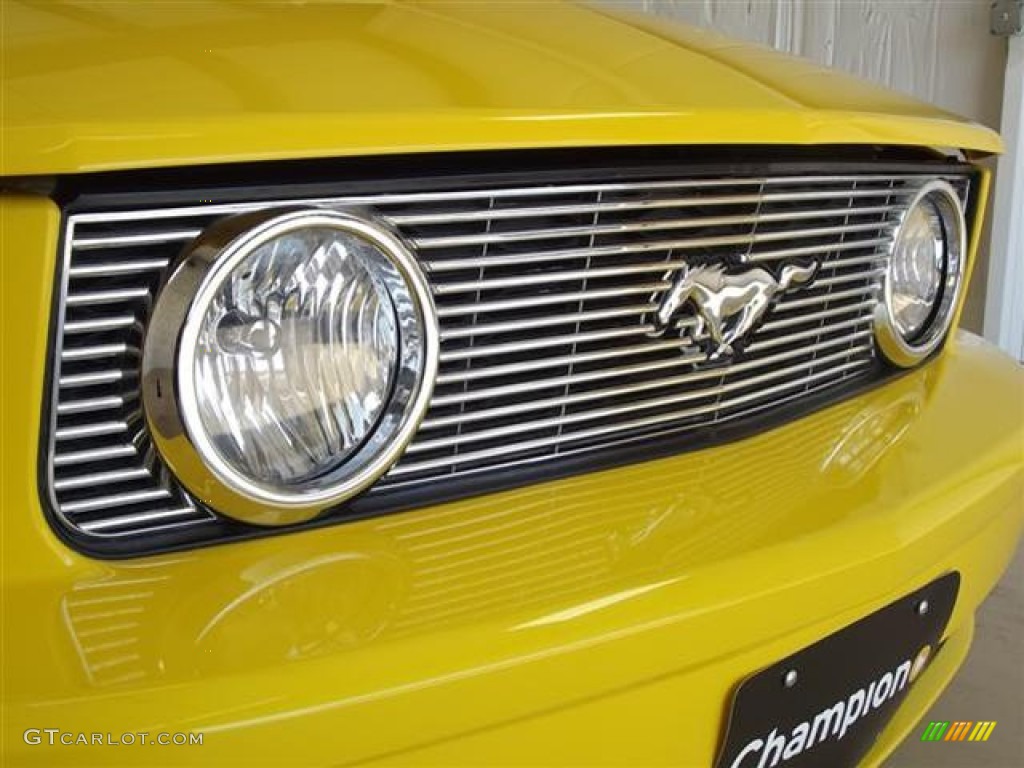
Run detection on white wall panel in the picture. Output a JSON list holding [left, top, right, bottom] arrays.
[[602, 0, 1002, 122], [832, 2, 939, 98], [985, 35, 1024, 359], [599, 0, 1007, 331]]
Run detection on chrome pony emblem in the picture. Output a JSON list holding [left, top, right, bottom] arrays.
[[654, 262, 817, 358]]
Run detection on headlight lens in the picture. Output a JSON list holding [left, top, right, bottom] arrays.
[[189, 226, 398, 486], [888, 199, 944, 340], [143, 209, 438, 526], [875, 180, 966, 367]]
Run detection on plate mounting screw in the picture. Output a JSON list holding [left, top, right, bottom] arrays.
[[783, 669, 799, 688], [917, 599, 930, 616]]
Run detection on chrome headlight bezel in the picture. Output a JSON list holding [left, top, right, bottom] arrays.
[[874, 180, 967, 368], [141, 208, 438, 526]]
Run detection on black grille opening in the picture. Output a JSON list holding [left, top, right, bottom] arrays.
[[42, 155, 973, 556]]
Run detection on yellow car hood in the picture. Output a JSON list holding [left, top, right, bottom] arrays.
[[1, 1, 1001, 177]]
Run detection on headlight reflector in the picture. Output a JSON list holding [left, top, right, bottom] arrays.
[[143, 209, 437, 526], [874, 180, 966, 367]]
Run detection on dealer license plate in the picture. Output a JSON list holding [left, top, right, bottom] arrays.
[[714, 572, 959, 768]]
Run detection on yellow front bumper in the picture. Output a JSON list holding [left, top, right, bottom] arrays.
[[1, 191, 1022, 767]]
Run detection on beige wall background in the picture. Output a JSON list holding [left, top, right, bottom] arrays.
[[600, 0, 1008, 331]]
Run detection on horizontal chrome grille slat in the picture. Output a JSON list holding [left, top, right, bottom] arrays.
[[66, 288, 152, 307], [62, 489, 174, 515], [76, 507, 207, 534], [54, 467, 152, 492], [439, 324, 670, 362], [392, 359, 872, 476], [811, 268, 887, 289], [69, 259, 170, 278], [44, 162, 971, 548], [61, 343, 130, 361], [759, 299, 878, 332], [428, 338, 865, 427], [431, 349, 711, 408], [439, 304, 655, 341], [428, 222, 896, 282], [53, 445, 138, 467], [415, 343, 871, 445], [435, 256, 887, 297], [389, 190, 909, 226], [437, 283, 668, 318], [747, 316, 873, 352], [57, 395, 126, 415], [436, 337, 701, 384], [775, 285, 879, 312], [63, 316, 138, 334], [412, 205, 900, 249], [746, 236, 892, 263], [428, 235, 893, 275], [55, 421, 130, 441], [820, 254, 887, 270], [59, 370, 126, 388], [432, 260, 683, 286], [72, 230, 203, 250]]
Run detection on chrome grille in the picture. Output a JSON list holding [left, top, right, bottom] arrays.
[[45, 163, 971, 551]]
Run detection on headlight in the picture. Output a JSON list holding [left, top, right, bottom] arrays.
[[143, 209, 438, 526], [874, 180, 966, 367]]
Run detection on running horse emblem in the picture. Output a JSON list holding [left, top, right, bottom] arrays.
[[654, 262, 818, 358]]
